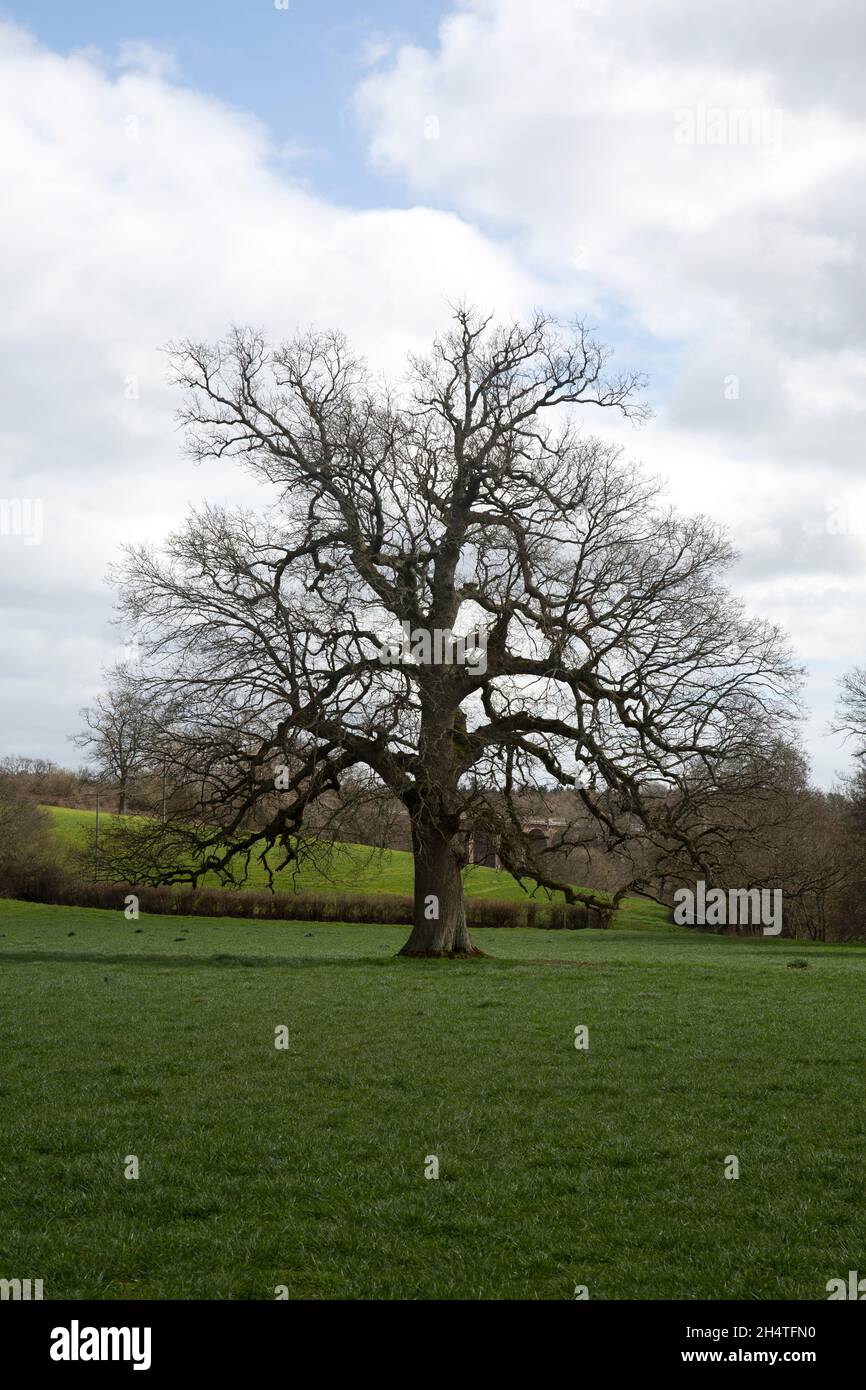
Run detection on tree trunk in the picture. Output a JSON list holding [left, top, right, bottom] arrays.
[[118, 780, 127, 816], [398, 815, 483, 958]]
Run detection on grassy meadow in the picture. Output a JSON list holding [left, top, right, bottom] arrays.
[[1, 893, 864, 1300]]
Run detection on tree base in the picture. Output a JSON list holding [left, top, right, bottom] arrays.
[[397, 943, 489, 959]]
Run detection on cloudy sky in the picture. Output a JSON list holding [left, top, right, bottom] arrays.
[[1, 0, 863, 784]]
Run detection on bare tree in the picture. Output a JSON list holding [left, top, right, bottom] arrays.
[[109, 307, 801, 956], [72, 667, 154, 814], [657, 744, 866, 940], [834, 666, 866, 762], [832, 666, 866, 921]]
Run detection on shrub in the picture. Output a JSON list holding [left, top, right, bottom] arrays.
[[0, 862, 614, 929], [0, 792, 63, 899]]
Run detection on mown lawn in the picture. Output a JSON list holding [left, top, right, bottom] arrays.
[[1, 896, 864, 1300]]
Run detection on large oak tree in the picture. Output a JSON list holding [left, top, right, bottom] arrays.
[[111, 308, 801, 956]]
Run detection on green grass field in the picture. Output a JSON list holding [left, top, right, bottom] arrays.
[[1, 894, 864, 1300]]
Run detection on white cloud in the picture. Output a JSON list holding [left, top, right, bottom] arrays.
[[0, 19, 539, 761], [1, 6, 864, 785], [357, 0, 866, 783]]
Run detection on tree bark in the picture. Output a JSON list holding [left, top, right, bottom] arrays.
[[398, 814, 483, 958]]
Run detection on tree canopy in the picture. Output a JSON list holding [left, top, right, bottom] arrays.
[[107, 307, 803, 956]]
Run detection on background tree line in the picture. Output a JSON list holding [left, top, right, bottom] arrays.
[[1, 659, 863, 942]]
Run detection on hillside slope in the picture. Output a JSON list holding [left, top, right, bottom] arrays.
[[44, 805, 668, 927]]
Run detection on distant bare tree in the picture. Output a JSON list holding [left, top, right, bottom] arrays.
[[0, 788, 54, 892], [108, 307, 801, 956], [659, 744, 866, 940], [832, 666, 866, 924], [72, 667, 154, 814], [834, 666, 866, 762], [0, 756, 80, 806]]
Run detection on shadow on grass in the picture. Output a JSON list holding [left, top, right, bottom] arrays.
[[0, 946, 561, 971], [0, 949, 405, 970]]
